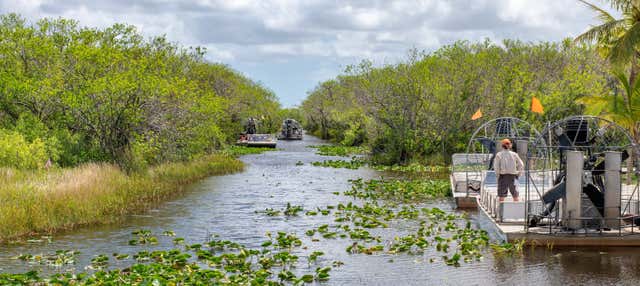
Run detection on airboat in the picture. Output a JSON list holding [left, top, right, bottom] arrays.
[[236, 117, 278, 148], [237, 134, 277, 148], [277, 119, 303, 140], [451, 116, 640, 246]]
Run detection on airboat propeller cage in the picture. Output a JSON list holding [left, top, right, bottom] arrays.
[[529, 115, 638, 231], [463, 117, 541, 185]]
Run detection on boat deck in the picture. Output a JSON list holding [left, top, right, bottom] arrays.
[[452, 169, 640, 246], [478, 204, 640, 246]]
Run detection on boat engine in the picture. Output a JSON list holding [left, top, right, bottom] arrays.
[[528, 116, 636, 230]]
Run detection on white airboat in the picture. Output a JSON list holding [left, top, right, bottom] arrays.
[[451, 116, 640, 246]]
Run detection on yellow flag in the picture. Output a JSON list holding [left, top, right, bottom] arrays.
[[471, 108, 483, 120], [531, 97, 544, 114]]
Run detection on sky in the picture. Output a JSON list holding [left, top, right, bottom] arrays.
[[0, 0, 608, 107]]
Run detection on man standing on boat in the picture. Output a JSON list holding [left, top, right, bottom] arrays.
[[494, 138, 524, 202]]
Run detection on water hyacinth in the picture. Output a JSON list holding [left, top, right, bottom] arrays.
[[346, 178, 451, 202], [12, 250, 79, 267], [308, 145, 367, 157], [311, 159, 365, 169], [4, 230, 334, 285], [300, 199, 489, 266], [490, 239, 527, 256], [258, 203, 304, 217], [222, 146, 278, 157]]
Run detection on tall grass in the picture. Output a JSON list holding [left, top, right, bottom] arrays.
[[0, 154, 243, 241]]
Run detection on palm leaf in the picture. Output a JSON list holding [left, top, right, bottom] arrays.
[[579, 95, 611, 115], [605, 0, 634, 11], [579, 0, 617, 22], [575, 19, 626, 44], [609, 22, 640, 63]]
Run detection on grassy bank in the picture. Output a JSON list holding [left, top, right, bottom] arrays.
[[0, 154, 244, 242]]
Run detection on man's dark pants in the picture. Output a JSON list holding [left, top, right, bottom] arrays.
[[497, 174, 518, 198]]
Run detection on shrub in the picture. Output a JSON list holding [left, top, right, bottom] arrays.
[[0, 130, 48, 169]]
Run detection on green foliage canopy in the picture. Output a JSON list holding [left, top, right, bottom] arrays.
[[302, 40, 609, 164], [0, 14, 283, 169]]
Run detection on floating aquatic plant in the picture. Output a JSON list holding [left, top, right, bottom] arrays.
[[308, 145, 366, 157], [311, 158, 365, 169], [346, 178, 451, 202], [371, 163, 449, 175], [88, 255, 109, 270], [490, 239, 526, 256], [5, 230, 334, 285], [308, 251, 324, 264], [284, 203, 304, 216], [128, 229, 158, 245], [12, 250, 79, 267], [259, 203, 304, 217]]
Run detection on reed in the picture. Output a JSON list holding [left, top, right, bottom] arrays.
[[0, 154, 243, 242]]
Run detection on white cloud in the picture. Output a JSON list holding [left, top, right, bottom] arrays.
[[203, 44, 235, 61], [0, 0, 598, 60]]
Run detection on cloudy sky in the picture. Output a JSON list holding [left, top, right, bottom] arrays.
[[0, 0, 607, 106]]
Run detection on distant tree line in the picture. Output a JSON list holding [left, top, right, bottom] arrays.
[[301, 40, 611, 164], [0, 14, 284, 170]]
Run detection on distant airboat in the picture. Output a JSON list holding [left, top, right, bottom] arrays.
[[236, 117, 278, 148], [278, 119, 303, 140]]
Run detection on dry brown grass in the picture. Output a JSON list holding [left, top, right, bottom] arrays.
[[0, 154, 243, 241]]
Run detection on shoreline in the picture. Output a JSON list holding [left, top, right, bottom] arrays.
[[0, 153, 245, 243]]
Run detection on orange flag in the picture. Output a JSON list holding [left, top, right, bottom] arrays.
[[471, 108, 483, 120], [531, 97, 544, 114]]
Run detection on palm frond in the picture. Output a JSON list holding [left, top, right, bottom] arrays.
[[578, 95, 610, 115], [609, 22, 640, 63], [579, 0, 617, 22], [613, 68, 631, 92], [575, 19, 626, 44], [632, 68, 640, 94], [605, 0, 633, 11]]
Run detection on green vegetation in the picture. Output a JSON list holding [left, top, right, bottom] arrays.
[[310, 153, 448, 179], [0, 13, 283, 170], [302, 40, 609, 164], [346, 178, 451, 202], [490, 239, 527, 256], [311, 158, 366, 169], [299, 202, 488, 266], [370, 163, 449, 174], [0, 154, 243, 241], [6, 174, 484, 282], [300, 1, 640, 166], [13, 250, 79, 267], [3, 230, 335, 285], [308, 145, 366, 157], [575, 1, 640, 143], [258, 203, 304, 217], [223, 145, 278, 157], [0, 13, 285, 240], [253, 177, 488, 267]]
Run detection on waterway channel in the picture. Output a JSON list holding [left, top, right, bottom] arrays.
[[1, 135, 640, 285]]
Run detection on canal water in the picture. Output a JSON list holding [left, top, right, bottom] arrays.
[[1, 135, 640, 285]]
